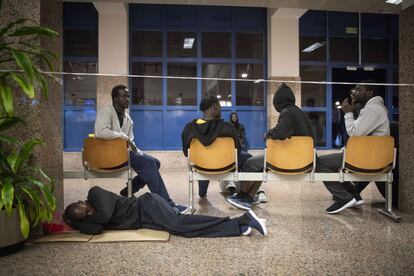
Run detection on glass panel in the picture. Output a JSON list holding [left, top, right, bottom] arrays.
[[300, 66, 326, 107], [64, 30, 97, 57], [167, 32, 197, 57], [167, 63, 197, 106], [131, 62, 163, 106], [300, 10, 327, 36], [393, 39, 399, 64], [236, 33, 263, 59], [236, 64, 264, 106], [131, 31, 162, 57], [305, 112, 326, 147], [64, 61, 97, 106], [393, 68, 399, 109], [202, 64, 231, 106], [300, 36, 326, 61], [328, 12, 358, 38], [329, 38, 358, 62], [331, 108, 347, 148], [362, 39, 389, 64], [202, 32, 231, 58]]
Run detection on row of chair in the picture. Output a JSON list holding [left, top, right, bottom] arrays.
[[187, 136, 400, 221], [63, 136, 400, 222]]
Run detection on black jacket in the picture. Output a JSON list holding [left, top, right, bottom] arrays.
[[230, 112, 247, 148], [69, 186, 141, 235], [181, 118, 241, 157], [265, 84, 314, 140]]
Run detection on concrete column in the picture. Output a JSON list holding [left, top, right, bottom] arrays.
[[267, 8, 307, 128], [0, 0, 64, 211], [398, 5, 414, 213], [93, 2, 129, 108]]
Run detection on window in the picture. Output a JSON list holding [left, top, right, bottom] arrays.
[[131, 62, 163, 105], [300, 66, 326, 107], [362, 39, 389, 64], [305, 112, 326, 147], [64, 30, 98, 57], [236, 33, 263, 59], [131, 31, 162, 57], [202, 63, 231, 106], [202, 32, 231, 58], [167, 63, 197, 106], [329, 38, 358, 62], [64, 61, 97, 106], [168, 32, 197, 58], [236, 64, 264, 106]]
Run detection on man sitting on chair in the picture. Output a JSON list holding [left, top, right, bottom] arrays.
[[227, 83, 314, 211], [181, 96, 252, 198], [316, 81, 390, 214], [64, 186, 268, 237], [94, 84, 187, 213]]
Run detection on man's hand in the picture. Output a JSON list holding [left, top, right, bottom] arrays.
[[341, 98, 354, 114]]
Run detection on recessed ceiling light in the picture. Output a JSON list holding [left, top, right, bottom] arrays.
[[241, 73, 248, 78], [385, 0, 403, 5], [183, 38, 195, 49], [302, 42, 325, 53]]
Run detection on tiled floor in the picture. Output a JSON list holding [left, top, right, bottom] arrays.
[[1, 169, 413, 275]]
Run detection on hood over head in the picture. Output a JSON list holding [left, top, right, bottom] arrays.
[[273, 83, 295, 112]]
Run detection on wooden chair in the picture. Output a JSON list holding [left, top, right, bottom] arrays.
[[265, 136, 315, 176], [341, 136, 399, 221], [82, 137, 133, 196], [187, 137, 238, 212]]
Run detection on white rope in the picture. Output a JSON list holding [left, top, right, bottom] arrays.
[[1, 69, 414, 87]]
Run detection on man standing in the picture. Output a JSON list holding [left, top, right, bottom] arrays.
[[94, 85, 187, 212], [317, 81, 390, 214], [227, 83, 314, 210]]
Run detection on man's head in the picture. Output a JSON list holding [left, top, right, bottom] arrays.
[[230, 112, 238, 123], [199, 96, 221, 119], [273, 83, 295, 112], [112, 85, 130, 110], [64, 201, 95, 222], [351, 80, 378, 106]]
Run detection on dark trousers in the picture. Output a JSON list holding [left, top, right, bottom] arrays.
[[127, 152, 171, 202], [138, 193, 241, 238], [198, 151, 252, 197], [238, 154, 267, 197]]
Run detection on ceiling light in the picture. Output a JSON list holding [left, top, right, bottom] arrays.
[[241, 73, 248, 78], [302, 42, 325, 53], [346, 66, 357, 71], [217, 95, 222, 99], [385, 0, 403, 5], [337, 105, 342, 109], [335, 101, 340, 106], [364, 66, 375, 71], [183, 38, 195, 49]]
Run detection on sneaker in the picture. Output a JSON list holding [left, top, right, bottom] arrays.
[[257, 192, 268, 203], [326, 198, 357, 214], [246, 210, 268, 236], [225, 186, 237, 196], [350, 194, 364, 208], [175, 204, 191, 214], [227, 195, 252, 211], [240, 225, 252, 236]]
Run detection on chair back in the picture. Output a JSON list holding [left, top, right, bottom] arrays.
[[83, 137, 128, 170], [189, 137, 236, 174], [266, 136, 314, 174], [345, 136, 394, 174]]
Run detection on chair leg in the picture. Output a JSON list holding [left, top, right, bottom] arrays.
[[377, 179, 401, 222], [127, 168, 133, 197], [187, 173, 196, 214]]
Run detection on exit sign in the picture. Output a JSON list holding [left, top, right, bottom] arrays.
[[345, 27, 358, 34]]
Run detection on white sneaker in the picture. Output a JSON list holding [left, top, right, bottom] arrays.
[[258, 192, 268, 203]]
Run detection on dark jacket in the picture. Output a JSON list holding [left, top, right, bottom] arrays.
[[181, 118, 241, 157], [265, 84, 314, 140], [69, 186, 141, 235], [230, 112, 247, 149]]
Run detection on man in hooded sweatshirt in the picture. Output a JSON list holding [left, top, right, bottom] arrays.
[[181, 97, 252, 198], [227, 83, 314, 211], [317, 81, 390, 214]]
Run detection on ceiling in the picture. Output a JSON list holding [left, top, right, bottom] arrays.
[[69, 0, 414, 14]]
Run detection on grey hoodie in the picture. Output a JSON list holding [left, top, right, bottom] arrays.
[[344, 96, 390, 136]]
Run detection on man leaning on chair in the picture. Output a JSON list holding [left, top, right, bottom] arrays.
[[94, 84, 189, 213]]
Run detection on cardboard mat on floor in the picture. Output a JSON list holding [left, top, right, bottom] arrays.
[[35, 229, 170, 243]]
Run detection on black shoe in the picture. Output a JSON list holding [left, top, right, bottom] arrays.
[[120, 187, 128, 197], [326, 198, 356, 214]]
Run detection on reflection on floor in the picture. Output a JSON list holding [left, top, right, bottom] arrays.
[[1, 169, 413, 275]]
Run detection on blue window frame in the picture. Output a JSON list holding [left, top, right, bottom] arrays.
[[129, 5, 267, 150], [300, 11, 399, 149], [63, 3, 98, 151]]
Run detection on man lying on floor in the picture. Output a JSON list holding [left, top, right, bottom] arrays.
[[64, 186, 267, 238]]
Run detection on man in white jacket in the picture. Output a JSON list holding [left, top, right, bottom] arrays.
[[94, 85, 188, 213], [317, 81, 390, 214]]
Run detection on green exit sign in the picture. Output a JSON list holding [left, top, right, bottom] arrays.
[[345, 27, 358, 34]]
